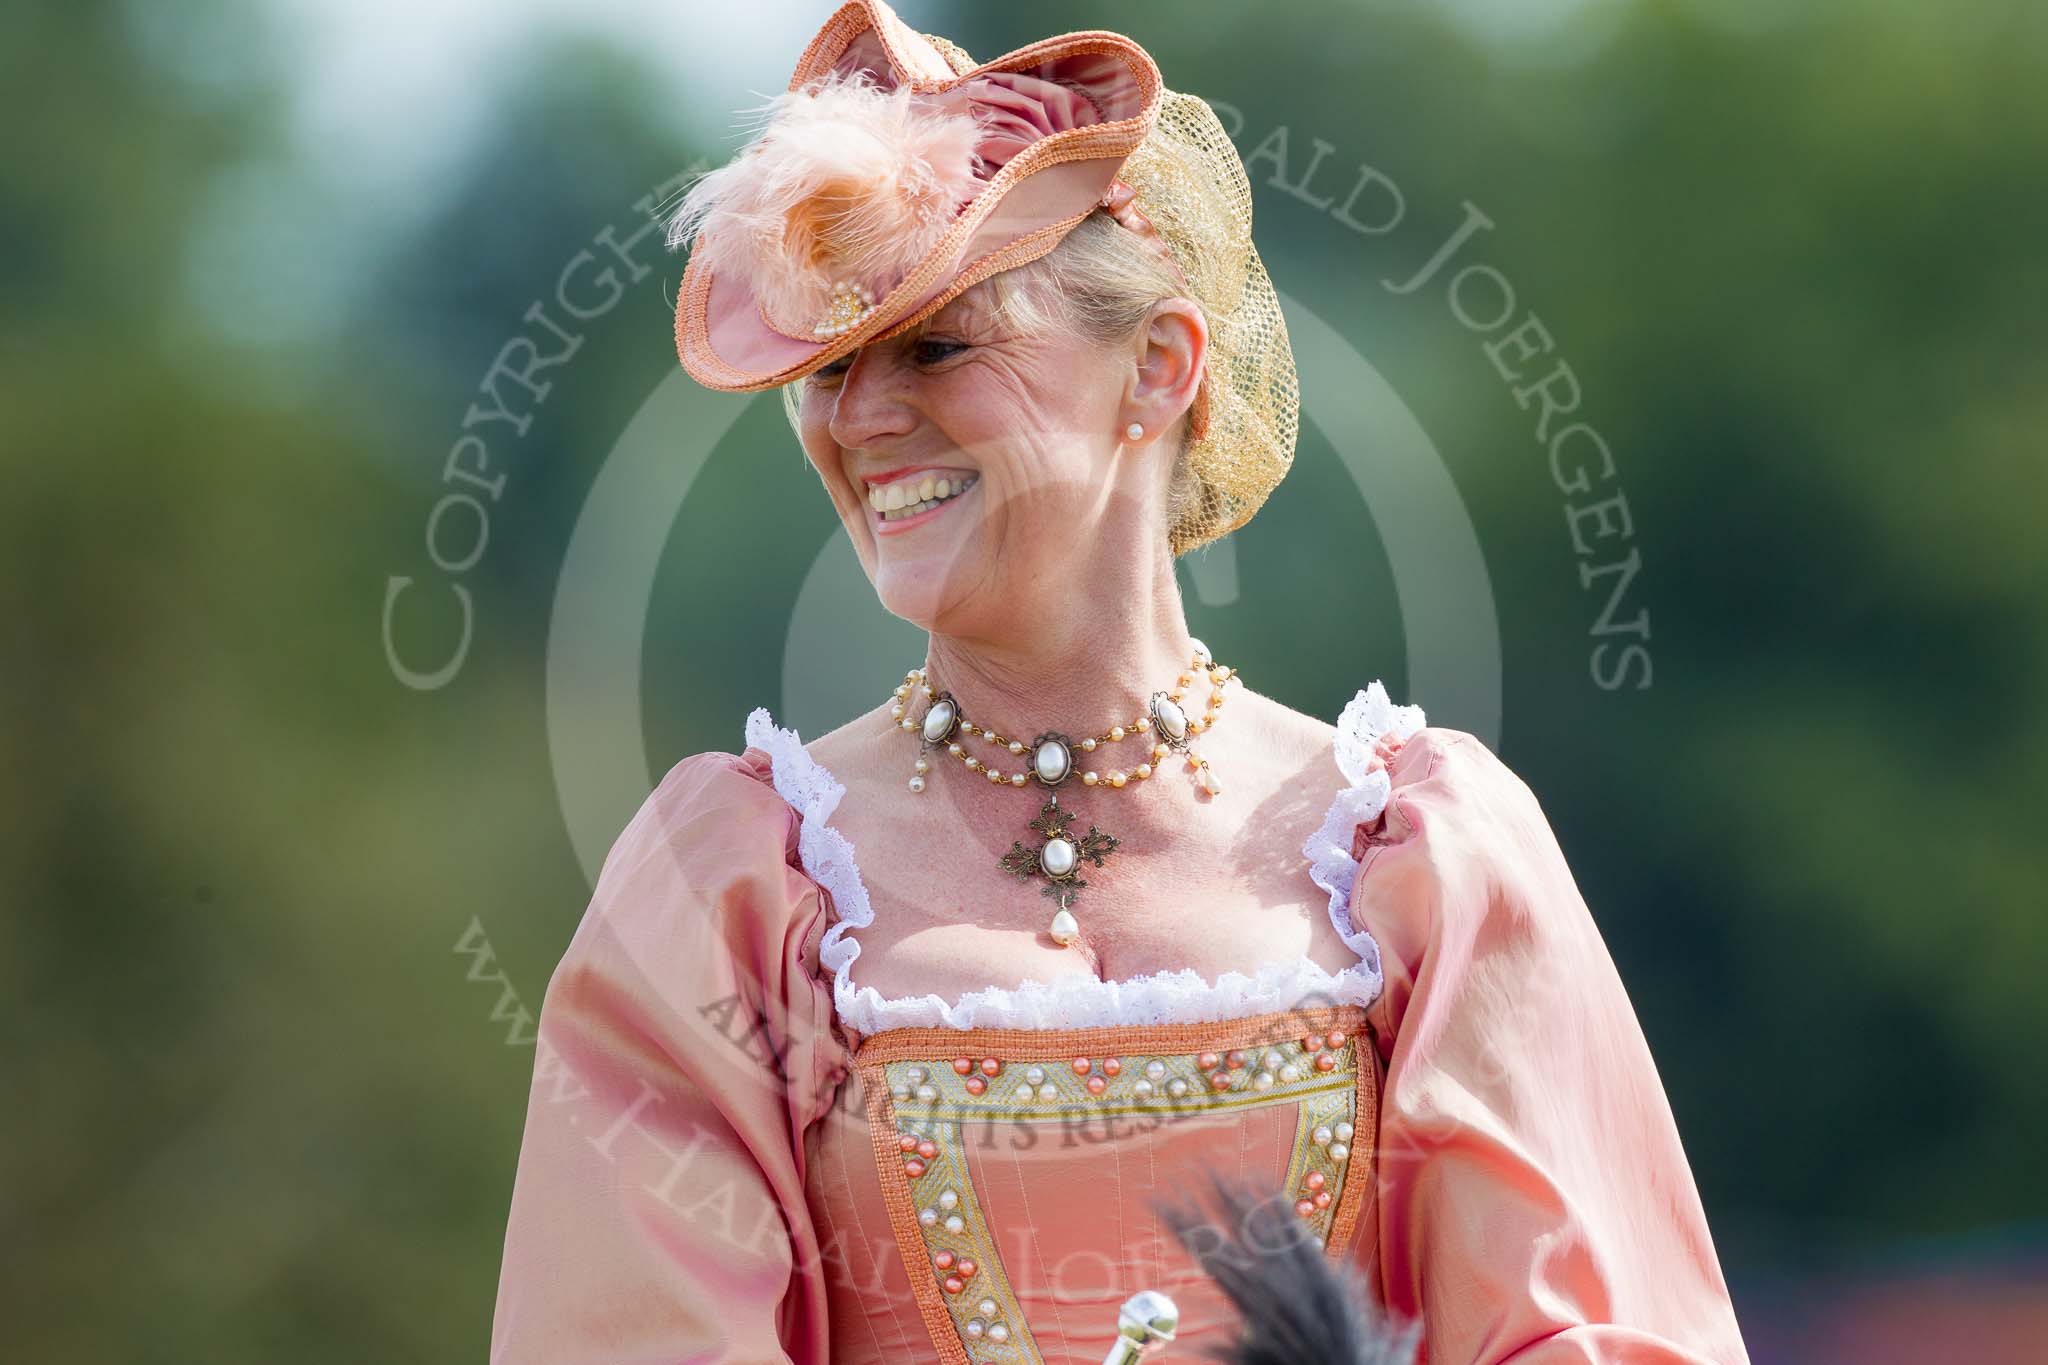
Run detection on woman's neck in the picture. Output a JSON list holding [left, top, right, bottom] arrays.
[[920, 566, 1202, 741]]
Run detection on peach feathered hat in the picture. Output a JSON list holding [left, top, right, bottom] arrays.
[[668, 0, 1163, 388], [666, 0, 1300, 556]]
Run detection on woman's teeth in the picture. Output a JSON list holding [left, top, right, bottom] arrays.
[[870, 471, 978, 521]]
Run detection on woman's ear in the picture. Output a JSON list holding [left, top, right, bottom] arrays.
[[1125, 298, 1207, 440]]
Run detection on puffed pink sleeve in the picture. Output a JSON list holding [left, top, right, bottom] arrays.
[[489, 748, 847, 1365], [1349, 728, 1750, 1365]]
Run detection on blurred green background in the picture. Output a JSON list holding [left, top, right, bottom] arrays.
[[7, 0, 2044, 1360]]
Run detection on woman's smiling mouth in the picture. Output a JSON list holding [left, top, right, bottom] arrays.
[[867, 469, 980, 534]]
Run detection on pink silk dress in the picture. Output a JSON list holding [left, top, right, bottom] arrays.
[[489, 684, 1750, 1365]]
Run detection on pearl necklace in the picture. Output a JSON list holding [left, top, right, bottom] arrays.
[[888, 641, 1237, 950]]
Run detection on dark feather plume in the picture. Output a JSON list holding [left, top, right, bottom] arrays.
[[1156, 1172, 1419, 1365]]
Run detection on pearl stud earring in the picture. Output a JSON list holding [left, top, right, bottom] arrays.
[[1125, 422, 1144, 441]]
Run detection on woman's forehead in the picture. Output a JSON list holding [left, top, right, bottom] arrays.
[[887, 283, 1006, 345], [929, 281, 1004, 325]]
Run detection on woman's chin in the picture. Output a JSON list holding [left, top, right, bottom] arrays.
[[871, 532, 983, 625]]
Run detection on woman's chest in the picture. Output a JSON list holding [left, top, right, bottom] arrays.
[[823, 778, 1361, 1002]]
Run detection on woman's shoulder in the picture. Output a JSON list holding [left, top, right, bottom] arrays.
[[790, 697, 888, 773], [1348, 714, 1583, 950], [541, 738, 839, 1114], [575, 740, 810, 950], [1249, 679, 1557, 877], [623, 744, 791, 856], [1277, 675, 1534, 804], [1376, 722, 1548, 844], [1231, 677, 1433, 786], [625, 696, 877, 842]]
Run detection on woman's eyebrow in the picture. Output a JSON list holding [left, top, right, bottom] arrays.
[[917, 301, 999, 338]]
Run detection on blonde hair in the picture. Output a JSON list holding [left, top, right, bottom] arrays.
[[779, 208, 1203, 553]]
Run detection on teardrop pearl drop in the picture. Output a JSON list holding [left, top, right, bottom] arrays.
[[1049, 909, 1080, 946]]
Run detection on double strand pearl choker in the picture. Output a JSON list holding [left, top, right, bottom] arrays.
[[888, 642, 1238, 950]]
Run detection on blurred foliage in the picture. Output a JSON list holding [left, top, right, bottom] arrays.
[[5, 0, 2044, 1359]]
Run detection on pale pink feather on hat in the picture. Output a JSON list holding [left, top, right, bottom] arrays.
[[664, 68, 989, 337]]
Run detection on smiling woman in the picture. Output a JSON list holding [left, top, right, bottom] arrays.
[[488, 3, 1751, 1363], [782, 212, 1218, 631]]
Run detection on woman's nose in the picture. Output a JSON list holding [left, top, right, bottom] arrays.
[[825, 348, 916, 451]]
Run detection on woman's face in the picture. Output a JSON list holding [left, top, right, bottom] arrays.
[[796, 277, 1180, 635]]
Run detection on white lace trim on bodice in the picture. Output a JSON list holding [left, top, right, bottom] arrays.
[[742, 681, 1426, 1034]]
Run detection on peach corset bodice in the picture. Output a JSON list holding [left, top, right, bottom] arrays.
[[801, 1007, 1380, 1365], [744, 687, 1427, 1365]]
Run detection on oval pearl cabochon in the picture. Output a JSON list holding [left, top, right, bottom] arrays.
[[1033, 740, 1070, 784]]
